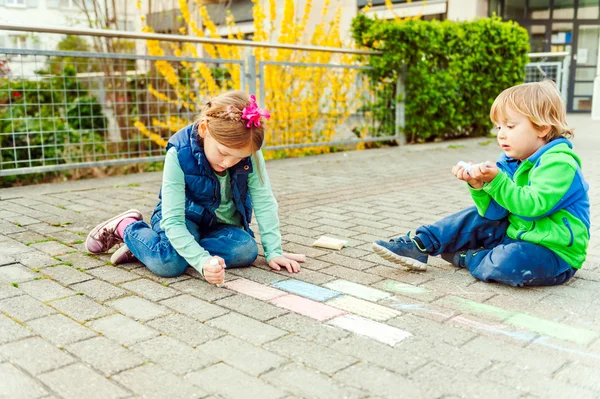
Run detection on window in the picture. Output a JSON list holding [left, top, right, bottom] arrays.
[[6, 0, 26, 6], [8, 35, 28, 50]]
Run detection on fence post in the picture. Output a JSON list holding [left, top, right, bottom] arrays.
[[246, 54, 257, 97], [561, 54, 570, 106], [395, 69, 406, 145]]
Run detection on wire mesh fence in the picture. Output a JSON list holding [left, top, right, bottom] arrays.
[[0, 48, 244, 176]]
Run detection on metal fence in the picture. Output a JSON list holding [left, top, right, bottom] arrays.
[[1, 25, 398, 177], [525, 51, 570, 105]]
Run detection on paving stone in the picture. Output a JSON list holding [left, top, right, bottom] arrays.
[[88, 266, 139, 284], [227, 266, 288, 285], [328, 314, 412, 346], [18, 251, 61, 269], [119, 278, 179, 301], [132, 335, 217, 376], [387, 313, 477, 347], [87, 314, 159, 346], [270, 294, 346, 321], [214, 293, 287, 321], [206, 312, 287, 345], [0, 362, 48, 399], [147, 313, 225, 347], [30, 241, 74, 256], [264, 335, 357, 374], [267, 313, 350, 346], [317, 253, 377, 271], [0, 281, 23, 300], [0, 264, 39, 283], [272, 279, 340, 302], [70, 279, 128, 302], [262, 363, 365, 399], [19, 278, 76, 302], [222, 278, 287, 301], [41, 265, 93, 286], [106, 296, 171, 322], [327, 295, 401, 321], [185, 362, 286, 399], [0, 314, 34, 344], [131, 266, 192, 284], [0, 294, 56, 321], [38, 363, 129, 399], [170, 278, 234, 302], [197, 335, 285, 377], [112, 364, 205, 399], [319, 265, 383, 285], [160, 294, 229, 322], [323, 279, 392, 301], [66, 336, 145, 376], [50, 294, 113, 322], [334, 362, 424, 397], [0, 337, 75, 375], [28, 314, 97, 346], [56, 252, 106, 270]]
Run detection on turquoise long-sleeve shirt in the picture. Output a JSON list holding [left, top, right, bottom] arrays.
[[159, 147, 283, 273]]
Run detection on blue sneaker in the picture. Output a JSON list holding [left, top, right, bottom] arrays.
[[441, 251, 467, 268], [372, 232, 428, 271]]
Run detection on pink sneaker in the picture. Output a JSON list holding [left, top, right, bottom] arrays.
[[85, 209, 143, 254], [110, 244, 137, 265]]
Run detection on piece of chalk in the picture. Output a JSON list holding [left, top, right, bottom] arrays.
[[312, 236, 348, 250], [457, 161, 472, 174], [210, 258, 223, 287]]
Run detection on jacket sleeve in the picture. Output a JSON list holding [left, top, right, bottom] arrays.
[[483, 152, 578, 219], [469, 185, 509, 220]]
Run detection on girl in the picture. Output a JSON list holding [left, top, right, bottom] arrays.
[[85, 91, 304, 285]]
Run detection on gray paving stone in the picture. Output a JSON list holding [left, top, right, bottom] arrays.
[[7, 230, 47, 244], [319, 265, 383, 285], [132, 335, 217, 376], [214, 293, 286, 321], [0, 314, 34, 344], [28, 314, 97, 346], [387, 313, 477, 347], [70, 279, 128, 302], [0, 362, 48, 399], [264, 335, 357, 374], [147, 314, 225, 347], [0, 281, 22, 300], [160, 294, 229, 322], [131, 266, 192, 284], [120, 278, 179, 301], [262, 363, 365, 399], [227, 265, 288, 285], [267, 313, 350, 346], [66, 336, 145, 376], [86, 314, 159, 346], [0, 337, 75, 375], [169, 278, 234, 302], [112, 364, 205, 399], [38, 363, 130, 399], [197, 335, 286, 377], [88, 266, 139, 284], [317, 253, 377, 271], [0, 294, 56, 321], [30, 241, 74, 256], [206, 312, 288, 345], [56, 252, 106, 270], [50, 295, 113, 322], [107, 296, 171, 322], [19, 278, 76, 302], [18, 251, 61, 269], [185, 362, 286, 399], [335, 362, 424, 397], [41, 265, 93, 286], [0, 264, 39, 283]]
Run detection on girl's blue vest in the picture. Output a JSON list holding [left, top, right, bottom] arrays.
[[153, 123, 255, 237]]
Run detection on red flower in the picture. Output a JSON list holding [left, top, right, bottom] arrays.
[[12, 91, 21, 98]]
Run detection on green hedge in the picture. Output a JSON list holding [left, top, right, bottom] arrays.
[[351, 15, 530, 142]]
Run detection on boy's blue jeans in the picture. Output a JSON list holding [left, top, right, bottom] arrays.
[[122, 211, 258, 277], [415, 206, 576, 287]]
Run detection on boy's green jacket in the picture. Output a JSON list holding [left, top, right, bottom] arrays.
[[469, 138, 590, 268]]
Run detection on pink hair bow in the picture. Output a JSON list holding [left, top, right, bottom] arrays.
[[241, 95, 270, 128]]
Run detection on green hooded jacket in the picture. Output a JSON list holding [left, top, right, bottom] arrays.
[[469, 138, 590, 268]]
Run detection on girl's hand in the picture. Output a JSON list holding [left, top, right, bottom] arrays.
[[269, 254, 303, 273], [452, 162, 484, 189], [202, 256, 225, 285], [468, 161, 499, 184]]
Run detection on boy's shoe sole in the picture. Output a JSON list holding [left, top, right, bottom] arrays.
[[372, 243, 428, 271]]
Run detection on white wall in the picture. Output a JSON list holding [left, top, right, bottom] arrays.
[[447, 0, 488, 21]]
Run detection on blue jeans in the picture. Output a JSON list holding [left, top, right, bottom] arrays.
[[122, 212, 258, 277], [415, 206, 576, 287]]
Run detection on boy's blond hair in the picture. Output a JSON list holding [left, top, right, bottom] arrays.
[[490, 80, 573, 140]]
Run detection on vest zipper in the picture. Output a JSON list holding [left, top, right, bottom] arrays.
[[563, 217, 574, 247]]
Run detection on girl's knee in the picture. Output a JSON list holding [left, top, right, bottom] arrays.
[[228, 239, 258, 268], [146, 256, 188, 277]]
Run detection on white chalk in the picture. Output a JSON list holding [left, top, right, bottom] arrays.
[[312, 236, 348, 250], [210, 258, 223, 287]]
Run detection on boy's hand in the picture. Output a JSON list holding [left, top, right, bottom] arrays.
[[203, 256, 225, 285], [452, 162, 484, 189], [468, 161, 499, 183], [268, 254, 303, 273]]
